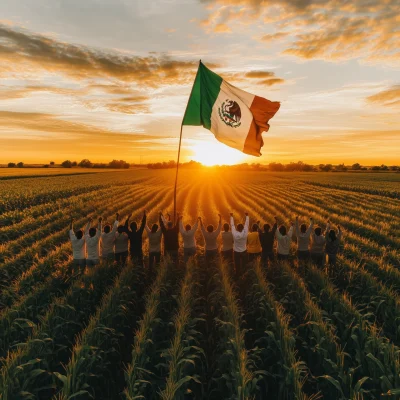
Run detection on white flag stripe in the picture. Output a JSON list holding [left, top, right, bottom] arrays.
[[210, 80, 254, 152]]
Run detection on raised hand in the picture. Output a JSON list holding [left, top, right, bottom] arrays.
[[98, 217, 103, 222], [230, 213, 233, 217], [245, 212, 249, 216]]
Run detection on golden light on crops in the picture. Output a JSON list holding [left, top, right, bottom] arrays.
[[191, 141, 247, 166]]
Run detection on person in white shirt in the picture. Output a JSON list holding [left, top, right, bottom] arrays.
[[69, 217, 91, 274], [200, 214, 222, 265], [179, 215, 199, 263], [275, 221, 294, 261], [230, 213, 249, 278], [145, 217, 163, 272], [100, 213, 119, 262], [115, 216, 129, 265], [86, 217, 103, 267], [295, 216, 314, 265], [220, 223, 234, 264]]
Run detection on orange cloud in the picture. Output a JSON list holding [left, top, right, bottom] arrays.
[[366, 86, 400, 107], [214, 23, 232, 33], [0, 24, 202, 86], [198, 0, 400, 64]]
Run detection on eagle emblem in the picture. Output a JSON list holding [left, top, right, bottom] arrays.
[[218, 99, 242, 128]]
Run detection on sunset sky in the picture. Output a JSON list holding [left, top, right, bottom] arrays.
[[1, 0, 399, 165]]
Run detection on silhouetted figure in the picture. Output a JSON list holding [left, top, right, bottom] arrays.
[[145, 221, 162, 272], [230, 213, 249, 278], [311, 223, 328, 268], [258, 217, 278, 268], [69, 217, 91, 274], [100, 213, 119, 262], [325, 221, 342, 267], [125, 210, 146, 266], [159, 212, 179, 265], [276, 221, 294, 261], [200, 214, 222, 266], [179, 216, 199, 263], [86, 217, 102, 267], [115, 217, 129, 265], [295, 216, 313, 265]]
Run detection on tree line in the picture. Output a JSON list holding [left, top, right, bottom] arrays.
[[147, 160, 400, 172], [6, 160, 130, 169]]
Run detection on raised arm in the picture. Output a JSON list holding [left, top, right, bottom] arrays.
[[159, 212, 167, 234], [272, 217, 278, 235], [124, 214, 131, 232], [145, 224, 151, 234], [295, 216, 300, 236], [230, 214, 237, 234], [192, 218, 199, 232], [337, 225, 343, 240], [243, 213, 250, 234], [179, 216, 185, 234], [306, 217, 314, 235], [325, 220, 331, 237], [139, 210, 147, 234], [84, 218, 92, 236], [97, 217, 103, 238], [111, 213, 119, 233], [69, 217, 75, 239], [215, 214, 222, 235], [288, 223, 294, 238]]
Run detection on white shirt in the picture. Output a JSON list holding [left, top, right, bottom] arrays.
[[100, 220, 119, 256], [179, 220, 198, 249], [230, 216, 249, 253], [145, 226, 162, 253], [276, 226, 294, 255], [295, 220, 314, 251], [201, 221, 222, 251], [69, 222, 90, 259], [86, 222, 102, 260]]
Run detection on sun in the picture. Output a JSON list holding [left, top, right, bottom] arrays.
[[191, 140, 247, 166]]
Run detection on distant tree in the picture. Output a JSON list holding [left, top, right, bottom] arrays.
[[61, 160, 73, 168], [268, 162, 285, 172], [352, 163, 362, 170], [109, 159, 130, 169], [7, 162, 16, 168], [389, 165, 399, 171], [17, 162, 24, 168], [50, 161, 55, 166], [380, 164, 389, 171], [319, 164, 333, 172], [79, 159, 93, 168], [71, 161, 77, 167], [371, 165, 381, 171], [43, 164, 49, 168], [334, 163, 347, 172]]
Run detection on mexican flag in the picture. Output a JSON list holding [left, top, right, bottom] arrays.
[[182, 61, 281, 157]]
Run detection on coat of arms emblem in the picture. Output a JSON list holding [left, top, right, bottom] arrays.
[[218, 99, 242, 128]]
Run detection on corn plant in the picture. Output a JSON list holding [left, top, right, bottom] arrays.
[[159, 259, 205, 400], [124, 258, 178, 399]]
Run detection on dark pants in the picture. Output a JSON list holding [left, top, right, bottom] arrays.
[[205, 249, 219, 266], [277, 253, 289, 261], [327, 253, 337, 267], [261, 251, 274, 267], [234, 250, 247, 278], [130, 251, 144, 266], [248, 252, 261, 263], [115, 251, 128, 265], [311, 252, 325, 268], [221, 249, 233, 263], [149, 251, 161, 271], [297, 250, 310, 261], [71, 259, 86, 274], [165, 249, 179, 265], [184, 247, 196, 263]]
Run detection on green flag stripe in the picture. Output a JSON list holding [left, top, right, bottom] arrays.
[[182, 62, 223, 129]]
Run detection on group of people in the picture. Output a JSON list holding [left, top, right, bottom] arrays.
[[68, 210, 343, 275]]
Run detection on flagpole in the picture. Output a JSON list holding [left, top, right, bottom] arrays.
[[173, 60, 201, 221]]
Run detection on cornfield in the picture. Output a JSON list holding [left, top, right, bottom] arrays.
[[0, 168, 399, 399]]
